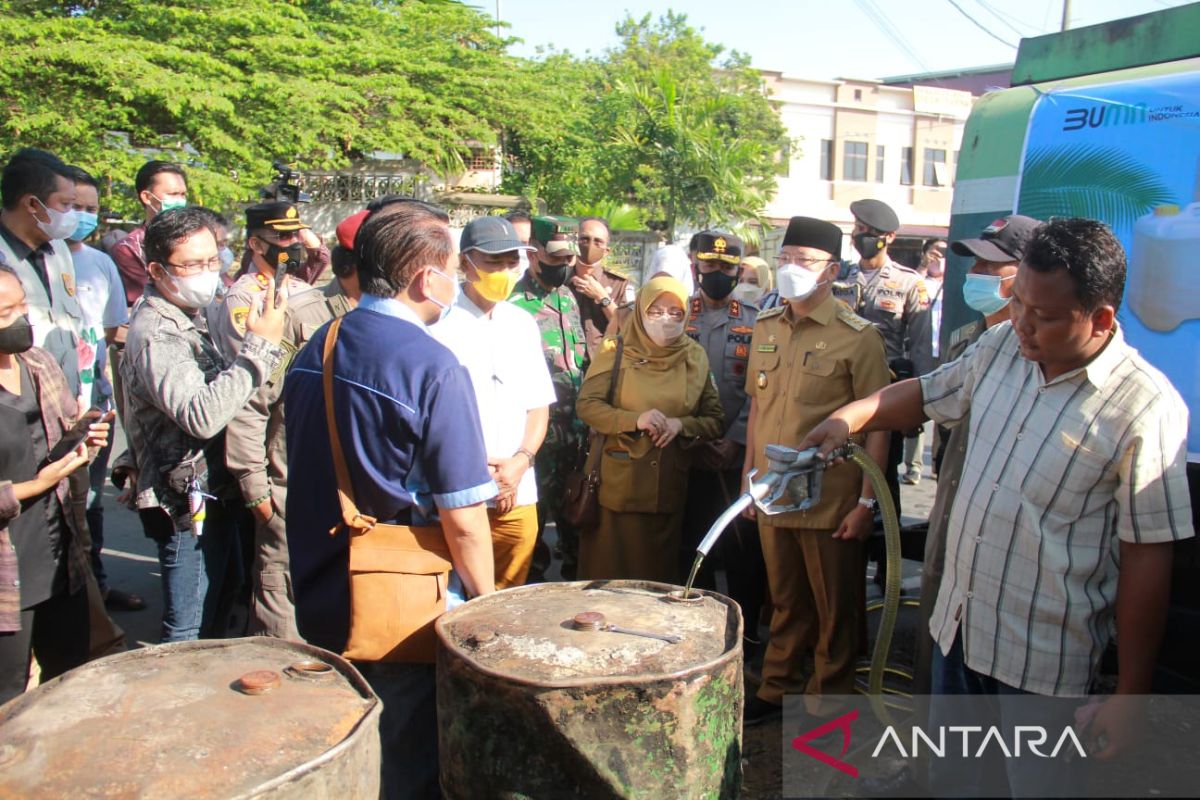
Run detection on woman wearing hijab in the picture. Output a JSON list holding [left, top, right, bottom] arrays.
[[575, 276, 724, 582], [734, 256, 772, 306]]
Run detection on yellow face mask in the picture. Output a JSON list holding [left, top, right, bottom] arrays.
[[468, 257, 520, 303]]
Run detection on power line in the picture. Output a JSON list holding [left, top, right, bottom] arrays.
[[973, 0, 1042, 38], [852, 0, 930, 73], [943, 0, 1018, 49]]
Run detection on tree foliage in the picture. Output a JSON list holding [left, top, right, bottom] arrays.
[[0, 0, 518, 215], [0, 4, 786, 234], [502, 12, 787, 238]]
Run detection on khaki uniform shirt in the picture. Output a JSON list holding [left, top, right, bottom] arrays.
[[685, 295, 757, 445], [573, 265, 635, 359], [211, 270, 342, 504], [833, 258, 929, 365], [744, 294, 890, 530]]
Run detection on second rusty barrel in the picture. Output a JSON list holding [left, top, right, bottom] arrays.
[[436, 580, 743, 799]]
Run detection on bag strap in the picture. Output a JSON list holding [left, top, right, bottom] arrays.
[[606, 335, 624, 404], [322, 317, 378, 535]]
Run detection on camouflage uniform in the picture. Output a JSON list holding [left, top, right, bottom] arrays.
[[207, 269, 349, 638], [509, 270, 588, 580]]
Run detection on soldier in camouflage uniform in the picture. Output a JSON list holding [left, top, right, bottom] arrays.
[[508, 216, 588, 580], [208, 203, 359, 638]]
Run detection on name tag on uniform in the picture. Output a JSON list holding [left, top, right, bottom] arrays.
[[756, 344, 777, 353]]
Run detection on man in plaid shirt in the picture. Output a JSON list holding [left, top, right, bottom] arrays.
[[803, 217, 1192, 796]]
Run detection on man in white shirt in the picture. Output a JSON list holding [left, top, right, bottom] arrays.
[[432, 216, 556, 588], [66, 166, 139, 611]]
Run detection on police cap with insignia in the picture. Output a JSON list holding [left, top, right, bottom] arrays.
[[849, 199, 900, 234], [782, 216, 842, 259], [246, 201, 310, 233], [531, 215, 579, 256], [694, 230, 742, 266], [951, 214, 1042, 264]]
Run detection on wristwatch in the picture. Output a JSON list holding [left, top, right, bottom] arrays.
[[857, 496, 878, 512], [599, 296, 613, 308]]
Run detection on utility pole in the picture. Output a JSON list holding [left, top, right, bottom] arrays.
[[1061, 0, 1071, 31], [496, 0, 502, 40]]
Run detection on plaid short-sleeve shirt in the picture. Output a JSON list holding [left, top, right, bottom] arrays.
[[920, 322, 1192, 696]]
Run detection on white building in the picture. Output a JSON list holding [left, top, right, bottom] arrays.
[[761, 72, 975, 247]]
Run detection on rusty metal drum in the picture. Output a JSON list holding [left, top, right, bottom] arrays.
[[436, 580, 743, 799], [0, 637, 381, 799]]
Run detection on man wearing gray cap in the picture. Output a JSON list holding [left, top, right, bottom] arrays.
[[432, 216, 555, 588]]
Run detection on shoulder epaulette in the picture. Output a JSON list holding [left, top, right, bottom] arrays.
[[756, 305, 786, 321], [891, 263, 920, 275], [836, 306, 871, 332]]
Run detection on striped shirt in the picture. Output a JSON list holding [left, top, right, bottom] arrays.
[[921, 322, 1192, 696]]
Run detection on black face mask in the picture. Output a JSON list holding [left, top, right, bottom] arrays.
[[538, 260, 569, 288], [853, 232, 885, 260], [264, 242, 306, 274], [699, 270, 737, 301], [0, 314, 34, 355]]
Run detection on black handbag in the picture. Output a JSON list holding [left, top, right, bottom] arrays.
[[562, 336, 623, 529]]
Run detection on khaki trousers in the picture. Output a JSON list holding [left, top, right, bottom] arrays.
[[489, 504, 539, 590], [757, 523, 867, 717], [248, 485, 300, 640]]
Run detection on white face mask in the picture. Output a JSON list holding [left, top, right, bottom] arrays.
[[218, 247, 235, 271], [517, 250, 530, 274], [33, 197, 80, 240], [164, 269, 220, 309], [732, 284, 764, 304], [644, 317, 685, 346], [777, 265, 826, 301]]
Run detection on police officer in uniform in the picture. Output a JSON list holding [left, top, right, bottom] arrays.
[[680, 230, 766, 641], [211, 201, 351, 638], [741, 216, 891, 726], [833, 198, 929, 516]]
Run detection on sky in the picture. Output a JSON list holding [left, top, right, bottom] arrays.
[[493, 0, 1195, 80]]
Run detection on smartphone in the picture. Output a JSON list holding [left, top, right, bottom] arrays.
[[39, 408, 114, 468]]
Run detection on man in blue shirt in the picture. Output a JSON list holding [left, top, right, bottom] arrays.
[[284, 198, 496, 800]]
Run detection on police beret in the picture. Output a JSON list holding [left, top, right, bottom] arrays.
[[694, 230, 742, 265], [781, 217, 842, 259], [849, 199, 900, 233], [246, 201, 309, 232]]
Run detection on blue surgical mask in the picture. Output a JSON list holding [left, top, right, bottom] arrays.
[[69, 211, 99, 242], [427, 268, 458, 324], [962, 273, 1013, 315]]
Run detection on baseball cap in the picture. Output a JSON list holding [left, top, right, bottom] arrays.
[[951, 215, 1043, 263], [460, 216, 534, 254]]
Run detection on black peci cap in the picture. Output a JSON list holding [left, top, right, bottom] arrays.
[[781, 216, 843, 259]]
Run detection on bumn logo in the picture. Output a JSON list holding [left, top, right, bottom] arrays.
[[790, 709, 859, 778]]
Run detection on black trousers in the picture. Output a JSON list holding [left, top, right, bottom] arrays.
[[0, 585, 89, 704]]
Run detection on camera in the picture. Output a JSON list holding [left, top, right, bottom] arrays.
[[261, 160, 311, 204]]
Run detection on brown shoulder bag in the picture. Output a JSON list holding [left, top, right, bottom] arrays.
[[322, 317, 453, 663], [562, 335, 623, 529]]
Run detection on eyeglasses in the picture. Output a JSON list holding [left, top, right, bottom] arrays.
[[645, 308, 685, 321], [164, 256, 223, 275], [777, 254, 832, 268]]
